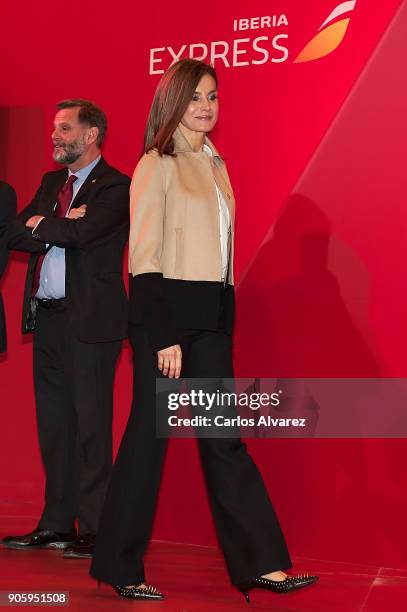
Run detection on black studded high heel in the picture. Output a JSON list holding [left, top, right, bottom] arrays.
[[237, 573, 319, 603], [97, 580, 164, 600]]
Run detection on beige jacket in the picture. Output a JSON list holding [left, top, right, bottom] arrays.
[[129, 127, 235, 285]]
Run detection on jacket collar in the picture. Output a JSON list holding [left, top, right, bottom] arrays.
[[172, 126, 221, 159], [71, 156, 110, 207], [51, 156, 107, 184], [47, 156, 108, 208]]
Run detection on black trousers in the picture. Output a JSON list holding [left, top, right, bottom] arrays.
[[90, 317, 292, 586], [33, 301, 121, 534]]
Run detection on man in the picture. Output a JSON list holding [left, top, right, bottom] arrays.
[[0, 181, 17, 353], [3, 99, 130, 559]]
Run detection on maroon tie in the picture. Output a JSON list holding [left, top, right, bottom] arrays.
[[32, 175, 78, 296], [56, 174, 78, 217]]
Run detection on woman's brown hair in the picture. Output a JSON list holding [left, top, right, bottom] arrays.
[[144, 58, 218, 156]]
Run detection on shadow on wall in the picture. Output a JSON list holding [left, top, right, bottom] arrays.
[[234, 193, 381, 379], [233, 193, 384, 563]]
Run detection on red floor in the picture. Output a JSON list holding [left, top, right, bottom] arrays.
[[1, 512, 407, 611]]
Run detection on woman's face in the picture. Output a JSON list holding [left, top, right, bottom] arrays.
[[180, 73, 218, 134]]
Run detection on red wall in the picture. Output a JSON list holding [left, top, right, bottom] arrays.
[[1, 0, 407, 569]]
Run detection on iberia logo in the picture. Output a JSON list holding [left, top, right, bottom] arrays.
[[294, 0, 357, 63]]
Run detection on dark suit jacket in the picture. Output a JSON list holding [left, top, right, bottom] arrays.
[[0, 181, 17, 352], [7, 157, 130, 343]]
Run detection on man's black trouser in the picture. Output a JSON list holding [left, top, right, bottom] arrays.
[[34, 300, 121, 534]]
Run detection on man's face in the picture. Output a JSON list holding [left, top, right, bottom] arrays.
[[52, 107, 89, 165]]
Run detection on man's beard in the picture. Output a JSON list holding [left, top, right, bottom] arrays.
[[53, 140, 85, 165]]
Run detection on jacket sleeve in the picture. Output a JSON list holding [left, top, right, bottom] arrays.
[[31, 178, 130, 250], [129, 152, 179, 353], [0, 183, 17, 276], [6, 181, 47, 253]]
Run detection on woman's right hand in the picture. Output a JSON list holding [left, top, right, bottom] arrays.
[[157, 344, 182, 378]]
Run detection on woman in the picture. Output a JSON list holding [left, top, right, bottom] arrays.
[[90, 58, 318, 602]]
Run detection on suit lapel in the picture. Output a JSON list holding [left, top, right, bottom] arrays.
[[203, 136, 235, 221], [70, 157, 108, 208], [211, 161, 235, 223], [44, 170, 68, 213]]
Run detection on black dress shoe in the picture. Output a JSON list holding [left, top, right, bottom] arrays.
[[238, 573, 319, 602], [63, 534, 95, 559], [2, 528, 77, 550]]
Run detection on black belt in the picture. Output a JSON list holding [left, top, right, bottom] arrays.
[[36, 298, 67, 309]]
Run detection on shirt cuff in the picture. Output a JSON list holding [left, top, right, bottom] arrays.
[[31, 217, 45, 233]]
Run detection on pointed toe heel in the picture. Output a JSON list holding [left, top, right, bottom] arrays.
[[96, 580, 164, 600], [237, 572, 319, 601], [113, 583, 164, 600]]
